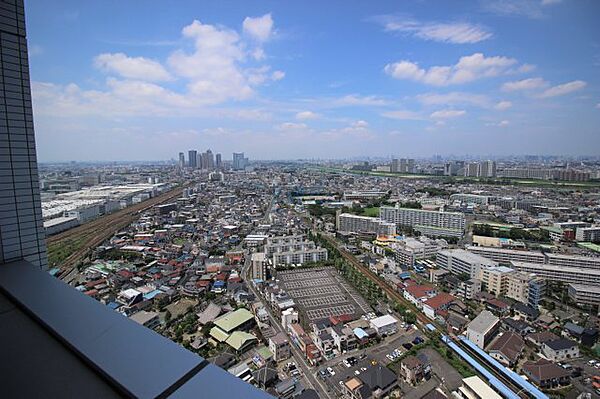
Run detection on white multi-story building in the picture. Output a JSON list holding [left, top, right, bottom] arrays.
[[251, 252, 267, 280], [575, 227, 600, 242], [545, 253, 600, 270], [509, 261, 600, 286], [449, 194, 493, 206], [465, 311, 500, 349], [337, 213, 396, 236], [272, 248, 328, 266], [390, 237, 447, 267], [436, 249, 498, 278], [478, 266, 514, 296], [567, 284, 600, 305], [466, 246, 546, 265], [505, 271, 545, 306], [380, 206, 465, 237]]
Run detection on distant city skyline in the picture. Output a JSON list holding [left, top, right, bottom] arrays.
[[27, 0, 600, 161]]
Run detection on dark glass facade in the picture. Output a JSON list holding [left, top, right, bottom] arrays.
[[0, 0, 46, 269]]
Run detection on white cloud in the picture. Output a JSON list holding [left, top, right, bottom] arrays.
[[385, 53, 521, 86], [352, 120, 369, 128], [416, 92, 491, 108], [243, 13, 274, 42], [501, 77, 548, 91], [94, 52, 172, 82], [334, 95, 389, 106], [32, 18, 285, 119], [494, 100, 512, 110], [482, 0, 546, 18], [271, 70, 285, 81], [430, 109, 466, 119], [382, 17, 492, 44], [596, 103, 600, 109], [498, 120, 510, 126], [381, 110, 423, 120], [167, 20, 255, 102], [278, 122, 307, 130], [296, 111, 319, 120], [538, 80, 587, 98], [541, 0, 562, 5]]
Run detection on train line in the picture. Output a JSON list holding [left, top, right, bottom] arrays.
[[317, 232, 436, 328], [48, 182, 192, 282], [316, 230, 546, 399]]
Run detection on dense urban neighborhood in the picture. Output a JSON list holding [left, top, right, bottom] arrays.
[[39, 156, 600, 399]]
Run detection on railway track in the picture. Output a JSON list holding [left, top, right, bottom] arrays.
[[453, 336, 530, 399], [48, 182, 192, 282], [317, 232, 436, 328]]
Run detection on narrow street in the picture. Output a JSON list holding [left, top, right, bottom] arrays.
[[243, 252, 334, 399]]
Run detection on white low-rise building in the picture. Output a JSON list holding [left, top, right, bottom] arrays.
[[369, 314, 399, 336]]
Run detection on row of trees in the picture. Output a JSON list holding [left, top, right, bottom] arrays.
[[472, 223, 550, 242]]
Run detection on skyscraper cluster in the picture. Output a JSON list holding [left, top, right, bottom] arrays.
[[178, 150, 248, 171], [390, 158, 416, 173]]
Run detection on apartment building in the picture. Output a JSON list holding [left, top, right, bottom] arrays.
[[436, 249, 498, 279], [390, 236, 447, 267], [509, 261, 600, 287], [272, 248, 328, 266], [336, 213, 396, 236], [505, 272, 545, 307], [251, 252, 267, 280], [545, 253, 600, 270], [466, 246, 545, 265], [567, 284, 600, 306], [575, 226, 600, 242], [449, 194, 493, 205], [265, 241, 316, 255], [379, 206, 466, 237], [478, 266, 514, 296], [468, 246, 600, 272]]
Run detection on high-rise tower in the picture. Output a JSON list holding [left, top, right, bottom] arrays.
[[0, 0, 47, 269]]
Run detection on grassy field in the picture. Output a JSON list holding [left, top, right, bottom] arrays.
[[313, 167, 600, 189], [362, 206, 380, 217], [47, 236, 88, 267]]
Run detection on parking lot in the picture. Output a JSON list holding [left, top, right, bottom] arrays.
[[278, 267, 372, 322], [315, 325, 426, 395]]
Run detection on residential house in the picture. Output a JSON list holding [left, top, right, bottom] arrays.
[[522, 359, 571, 389], [541, 338, 580, 362], [488, 332, 524, 367]]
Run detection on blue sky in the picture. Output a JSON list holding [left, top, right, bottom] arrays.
[[26, 0, 600, 161]]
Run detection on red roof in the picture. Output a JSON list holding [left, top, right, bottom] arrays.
[[196, 280, 211, 288], [487, 298, 509, 309], [423, 293, 455, 310], [85, 279, 106, 288], [117, 270, 134, 279], [405, 284, 436, 299], [84, 289, 98, 296], [329, 314, 354, 325]]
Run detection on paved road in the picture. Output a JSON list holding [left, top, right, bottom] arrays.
[[243, 253, 334, 399]]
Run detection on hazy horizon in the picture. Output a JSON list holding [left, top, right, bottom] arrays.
[[27, 0, 600, 162]]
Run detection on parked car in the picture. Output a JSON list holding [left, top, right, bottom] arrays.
[[403, 343, 413, 350], [413, 336, 424, 345], [327, 367, 335, 376]]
